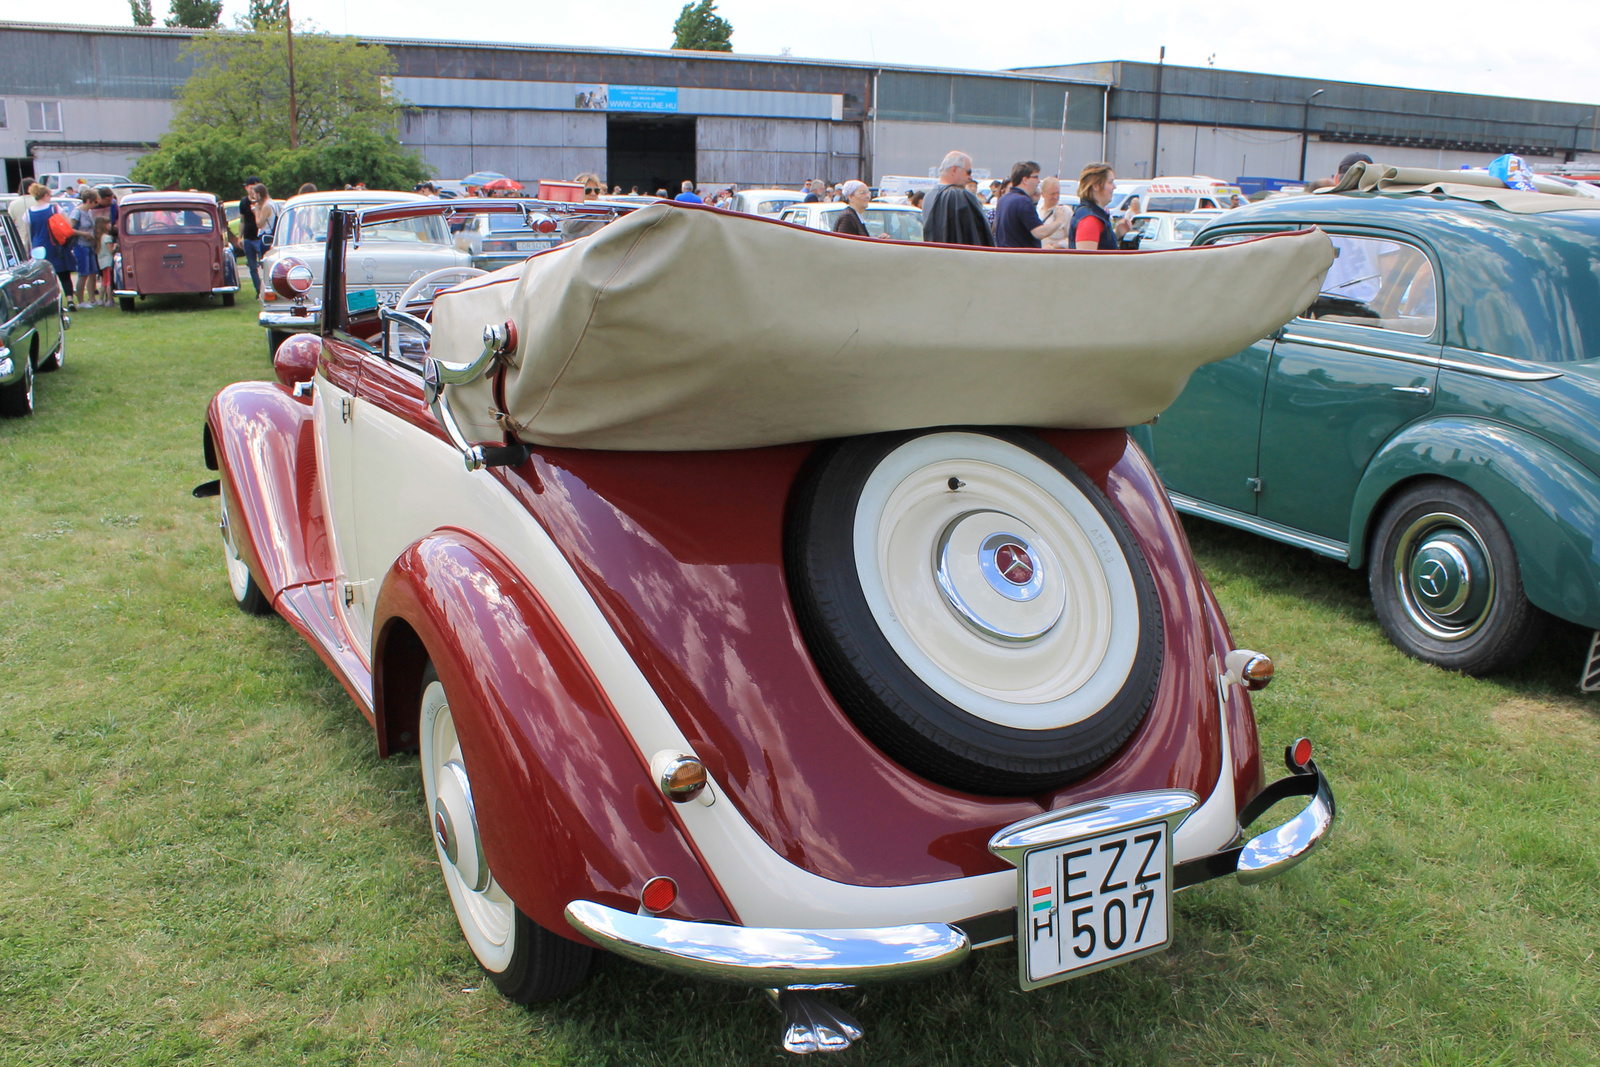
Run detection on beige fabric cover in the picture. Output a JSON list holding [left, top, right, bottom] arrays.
[[432, 203, 1334, 451], [1322, 160, 1600, 214]]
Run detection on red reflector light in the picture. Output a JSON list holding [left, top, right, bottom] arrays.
[[535, 218, 557, 233], [1289, 737, 1313, 771], [640, 875, 678, 915]]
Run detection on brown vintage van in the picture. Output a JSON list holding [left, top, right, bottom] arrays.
[[113, 191, 240, 311]]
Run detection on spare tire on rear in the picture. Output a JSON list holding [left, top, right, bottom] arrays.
[[785, 429, 1163, 795]]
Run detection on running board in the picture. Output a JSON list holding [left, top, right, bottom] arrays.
[[277, 581, 376, 721], [1168, 493, 1349, 561]]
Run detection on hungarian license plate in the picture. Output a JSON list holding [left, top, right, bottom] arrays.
[[516, 240, 539, 251], [1018, 820, 1172, 989]]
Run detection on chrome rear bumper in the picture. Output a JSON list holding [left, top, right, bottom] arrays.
[[564, 901, 970, 986]]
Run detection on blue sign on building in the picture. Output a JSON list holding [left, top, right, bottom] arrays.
[[608, 85, 680, 112]]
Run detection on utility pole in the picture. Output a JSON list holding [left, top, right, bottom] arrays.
[[1298, 88, 1324, 182], [1150, 46, 1164, 179], [286, 0, 300, 150]]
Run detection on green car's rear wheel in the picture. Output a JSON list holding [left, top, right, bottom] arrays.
[[1369, 480, 1543, 675]]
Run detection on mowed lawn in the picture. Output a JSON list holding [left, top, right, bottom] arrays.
[[1, 300, 1596, 1067]]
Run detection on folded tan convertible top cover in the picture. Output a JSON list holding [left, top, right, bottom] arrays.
[[432, 203, 1333, 451]]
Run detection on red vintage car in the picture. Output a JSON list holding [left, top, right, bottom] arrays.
[[113, 191, 240, 311], [200, 199, 1337, 1054]]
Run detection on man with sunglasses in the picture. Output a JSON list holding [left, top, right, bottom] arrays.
[[921, 150, 993, 246]]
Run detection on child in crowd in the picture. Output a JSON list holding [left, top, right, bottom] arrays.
[[94, 217, 115, 307]]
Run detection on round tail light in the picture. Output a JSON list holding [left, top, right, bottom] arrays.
[[640, 875, 678, 915], [1286, 737, 1314, 773], [270, 257, 315, 301]]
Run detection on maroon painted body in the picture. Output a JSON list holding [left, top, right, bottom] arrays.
[[208, 332, 1264, 932], [117, 192, 231, 296]]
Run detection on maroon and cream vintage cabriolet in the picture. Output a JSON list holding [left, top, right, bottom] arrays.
[[199, 198, 1337, 1054], [114, 191, 240, 312]]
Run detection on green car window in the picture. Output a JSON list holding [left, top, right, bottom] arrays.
[[1304, 236, 1436, 337]]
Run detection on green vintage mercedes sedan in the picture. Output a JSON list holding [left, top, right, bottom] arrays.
[[0, 212, 67, 418], [1133, 170, 1600, 684]]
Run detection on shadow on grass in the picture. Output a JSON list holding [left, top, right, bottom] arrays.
[[1181, 514, 1594, 704]]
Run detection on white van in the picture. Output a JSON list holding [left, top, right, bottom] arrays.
[[39, 172, 131, 193]]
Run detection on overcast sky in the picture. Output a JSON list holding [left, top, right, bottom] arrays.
[[50, 0, 1600, 107]]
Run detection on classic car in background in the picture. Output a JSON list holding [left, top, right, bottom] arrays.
[[0, 214, 67, 418], [778, 200, 926, 241], [1140, 164, 1600, 684], [1126, 210, 1223, 251], [112, 191, 240, 312], [201, 198, 1336, 1053], [257, 190, 471, 358], [728, 188, 806, 216], [451, 202, 562, 271]]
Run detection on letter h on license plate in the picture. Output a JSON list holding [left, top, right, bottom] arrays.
[[988, 791, 1197, 991]]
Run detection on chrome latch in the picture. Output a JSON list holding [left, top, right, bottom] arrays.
[[340, 396, 353, 423], [423, 320, 523, 470], [1245, 477, 1263, 493]]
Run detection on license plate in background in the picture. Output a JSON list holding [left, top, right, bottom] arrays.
[[1019, 820, 1171, 988]]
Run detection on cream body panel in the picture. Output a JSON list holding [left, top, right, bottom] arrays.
[[344, 395, 1240, 928], [313, 375, 370, 659]]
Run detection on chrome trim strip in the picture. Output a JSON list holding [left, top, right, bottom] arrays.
[[1280, 331, 1562, 382], [1170, 493, 1349, 560], [1236, 765, 1336, 886], [563, 901, 970, 986], [1436, 355, 1562, 382], [1278, 332, 1439, 367]]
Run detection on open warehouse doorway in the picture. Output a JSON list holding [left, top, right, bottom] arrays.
[[606, 116, 696, 195]]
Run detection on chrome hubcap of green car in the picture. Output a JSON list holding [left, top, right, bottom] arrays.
[[1394, 513, 1495, 641]]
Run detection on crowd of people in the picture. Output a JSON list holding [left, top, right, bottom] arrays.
[[8, 179, 121, 310]]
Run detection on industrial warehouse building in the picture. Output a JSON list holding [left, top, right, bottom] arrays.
[[4, 20, 1598, 195]]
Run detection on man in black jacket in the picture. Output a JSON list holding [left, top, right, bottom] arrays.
[[921, 151, 993, 246], [239, 174, 262, 297]]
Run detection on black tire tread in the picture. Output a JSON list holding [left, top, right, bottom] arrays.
[[1368, 478, 1545, 676]]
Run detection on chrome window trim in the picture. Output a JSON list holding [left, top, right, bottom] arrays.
[[1277, 331, 1563, 382], [1435, 355, 1563, 382]]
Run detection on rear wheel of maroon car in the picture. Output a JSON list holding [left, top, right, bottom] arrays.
[[787, 429, 1163, 795], [419, 664, 594, 1003]]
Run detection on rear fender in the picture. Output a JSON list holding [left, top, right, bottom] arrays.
[[204, 381, 330, 599], [1350, 416, 1600, 628], [373, 530, 736, 941]]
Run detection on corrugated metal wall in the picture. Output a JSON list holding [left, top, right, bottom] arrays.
[[397, 108, 605, 182], [696, 118, 862, 186]]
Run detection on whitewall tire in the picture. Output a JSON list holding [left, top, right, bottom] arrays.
[[786, 430, 1163, 795]]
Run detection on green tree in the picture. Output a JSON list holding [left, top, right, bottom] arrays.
[[130, 0, 154, 26], [246, 0, 287, 27], [132, 24, 426, 195], [671, 0, 732, 51], [165, 0, 222, 28]]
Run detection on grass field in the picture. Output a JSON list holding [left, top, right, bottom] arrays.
[[2, 299, 1597, 1066]]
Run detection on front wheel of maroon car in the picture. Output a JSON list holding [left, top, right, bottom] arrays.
[[787, 429, 1163, 796], [419, 664, 594, 1003], [219, 488, 272, 616], [119, 296, 135, 313], [1369, 479, 1544, 675]]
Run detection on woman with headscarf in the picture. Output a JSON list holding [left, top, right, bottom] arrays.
[[832, 180, 872, 236]]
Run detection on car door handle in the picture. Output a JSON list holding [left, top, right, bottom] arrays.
[[1392, 385, 1432, 396]]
